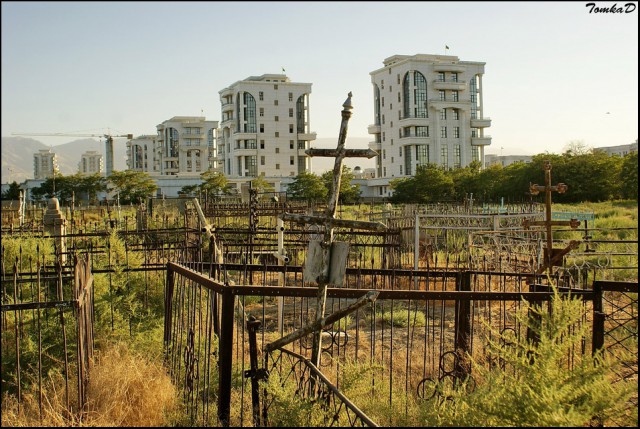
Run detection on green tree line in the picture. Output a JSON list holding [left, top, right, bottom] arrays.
[[390, 150, 637, 204]]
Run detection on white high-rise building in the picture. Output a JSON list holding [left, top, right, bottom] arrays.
[[78, 151, 103, 175], [33, 149, 58, 180], [367, 54, 491, 198], [154, 117, 219, 177], [218, 73, 317, 193], [127, 135, 160, 175]]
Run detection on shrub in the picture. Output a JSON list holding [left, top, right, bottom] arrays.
[[419, 288, 637, 427]]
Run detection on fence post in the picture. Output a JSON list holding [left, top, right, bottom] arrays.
[[455, 271, 472, 379], [217, 288, 234, 427], [246, 315, 263, 427], [592, 281, 605, 355], [163, 265, 175, 347]]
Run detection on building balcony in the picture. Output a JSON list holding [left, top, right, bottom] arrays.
[[432, 80, 467, 91], [220, 87, 234, 98], [433, 63, 466, 73], [297, 132, 317, 141], [368, 141, 382, 151], [399, 136, 431, 146], [221, 116, 235, 125], [232, 148, 258, 156], [471, 136, 492, 146], [399, 115, 430, 127], [232, 132, 257, 140], [368, 124, 381, 134], [221, 102, 234, 113], [428, 99, 472, 111], [470, 117, 492, 128]]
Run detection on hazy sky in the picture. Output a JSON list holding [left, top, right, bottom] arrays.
[[2, 1, 638, 158]]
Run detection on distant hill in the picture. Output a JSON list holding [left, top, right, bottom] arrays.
[[1, 136, 128, 183], [1, 135, 373, 183]]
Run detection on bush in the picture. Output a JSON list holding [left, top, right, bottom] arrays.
[[419, 288, 637, 427]]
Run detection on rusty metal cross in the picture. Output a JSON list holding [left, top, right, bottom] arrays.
[[523, 160, 580, 275], [281, 92, 384, 368]]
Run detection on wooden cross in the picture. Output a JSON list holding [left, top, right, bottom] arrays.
[[522, 160, 580, 275], [281, 92, 383, 368]]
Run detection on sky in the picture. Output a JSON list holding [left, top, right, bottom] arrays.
[[2, 1, 638, 169]]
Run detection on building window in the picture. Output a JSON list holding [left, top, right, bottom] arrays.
[[416, 126, 429, 137], [452, 91, 459, 102], [471, 128, 478, 138], [259, 91, 264, 101], [404, 145, 412, 175], [440, 109, 447, 120], [288, 92, 293, 102], [438, 72, 445, 82], [402, 72, 410, 118], [275, 148, 280, 154], [290, 156, 294, 165], [453, 127, 460, 138], [274, 84, 278, 90], [289, 108, 293, 117], [381, 97, 385, 107], [417, 144, 429, 165], [472, 146, 479, 162], [290, 140, 294, 149], [275, 116, 279, 121], [441, 146, 448, 168], [261, 156, 265, 165], [452, 109, 459, 120], [454, 145, 461, 168], [400, 165, 403, 175], [451, 72, 458, 82], [441, 126, 447, 138], [260, 124, 264, 133], [275, 132, 279, 137], [289, 124, 294, 133], [276, 163, 280, 169], [439, 90, 446, 101], [274, 100, 278, 106], [260, 140, 265, 149], [259, 108, 264, 117]]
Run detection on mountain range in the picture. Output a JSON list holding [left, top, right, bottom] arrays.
[[1, 136, 374, 183]]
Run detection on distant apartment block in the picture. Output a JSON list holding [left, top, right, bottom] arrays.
[[367, 54, 491, 198], [141, 117, 220, 177], [78, 151, 103, 175], [218, 73, 317, 193], [485, 154, 532, 167], [594, 140, 637, 157], [33, 149, 58, 180], [127, 134, 160, 175]]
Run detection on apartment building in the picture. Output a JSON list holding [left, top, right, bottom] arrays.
[[367, 54, 491, 198], [78, 151, 103, 175], [33, 149, 58, 180], [594, 140, 638, 157], [218, 73, 317, 193], [154, 116, 219, 177], [126, 134, 159, 175], [485, 154, 532, 167]]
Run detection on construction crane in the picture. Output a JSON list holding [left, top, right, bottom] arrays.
[[11, 131, 133, 177]]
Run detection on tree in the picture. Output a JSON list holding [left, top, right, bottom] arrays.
[[389, 164, 454, 203], [321, 165, 361, 204], [287, 171, 327, 201], [200, 170, 232, 200], [107, 170, 158, 204], [249, 176, 276, 199], [1, 181, 21, 200], [78, 173, 107, 205], [619, 151, 638, 200]]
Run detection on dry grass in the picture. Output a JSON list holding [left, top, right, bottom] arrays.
[[1, 342, 179, 427]]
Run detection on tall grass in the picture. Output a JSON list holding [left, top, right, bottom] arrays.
[[1, 342, 179, 427]]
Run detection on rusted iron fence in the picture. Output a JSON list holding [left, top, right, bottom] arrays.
[[1, 255, 94, 420], [164, 260, 638, 427]]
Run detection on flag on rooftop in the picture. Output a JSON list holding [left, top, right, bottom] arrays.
[[445, 45, 450, 50], [282, 67, 286, 73]]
